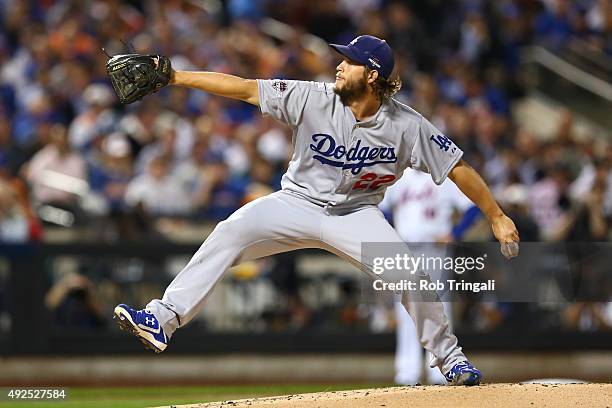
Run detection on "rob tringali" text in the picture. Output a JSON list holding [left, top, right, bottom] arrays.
[[372, 279, 495, 293]]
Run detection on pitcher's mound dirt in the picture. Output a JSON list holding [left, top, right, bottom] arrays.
[[167, 383, 612, 408]]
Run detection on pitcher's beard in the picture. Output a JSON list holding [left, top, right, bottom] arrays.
[[334, 78, 367, 106]]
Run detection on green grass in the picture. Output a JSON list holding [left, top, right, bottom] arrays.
[[0, 384, 391, 408]]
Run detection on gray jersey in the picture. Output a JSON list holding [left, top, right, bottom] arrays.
[[257, 79, 463, 210]]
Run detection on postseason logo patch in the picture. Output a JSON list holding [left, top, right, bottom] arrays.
[[272, 80, 287, 96]]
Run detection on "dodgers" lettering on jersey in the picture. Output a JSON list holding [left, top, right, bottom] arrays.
[[309, 133, 397, 174]]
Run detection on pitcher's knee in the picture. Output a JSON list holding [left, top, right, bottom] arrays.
[[213, 219, 237, 236], [211, 217, 251, 245]]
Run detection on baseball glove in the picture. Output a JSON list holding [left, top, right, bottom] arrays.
[[106, 53, 172, 104]]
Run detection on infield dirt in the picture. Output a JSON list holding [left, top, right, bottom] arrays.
[[163, 383, 612, 408]]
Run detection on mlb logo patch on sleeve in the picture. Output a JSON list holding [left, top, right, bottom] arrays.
[[272, 80, 287, 96]]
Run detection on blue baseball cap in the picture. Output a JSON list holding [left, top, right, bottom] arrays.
[[330, 35, 394, 79]]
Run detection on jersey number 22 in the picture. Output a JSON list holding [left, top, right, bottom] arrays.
[[353, 173, 396, 190]]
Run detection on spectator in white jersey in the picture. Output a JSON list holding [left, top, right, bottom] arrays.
[[380, 168, 480, 385]]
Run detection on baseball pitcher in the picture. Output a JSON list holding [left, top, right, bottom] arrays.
[[110, 35, 519, 386]]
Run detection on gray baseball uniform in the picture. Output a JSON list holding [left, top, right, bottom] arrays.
[[147, 79, 467, 374]]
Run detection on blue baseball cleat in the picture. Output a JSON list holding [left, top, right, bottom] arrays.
[[113, 304, 168, 353], [445, 361, 482, 386]]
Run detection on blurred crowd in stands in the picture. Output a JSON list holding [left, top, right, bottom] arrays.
[[0, 0, 611, 333], [0, 0, 610, 243]]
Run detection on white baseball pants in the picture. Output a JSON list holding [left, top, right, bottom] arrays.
[[147, 190, 467, 374]]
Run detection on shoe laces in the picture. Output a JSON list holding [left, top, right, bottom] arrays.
[[447, 361, 476, 380], [455, 361, 479, 375]]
